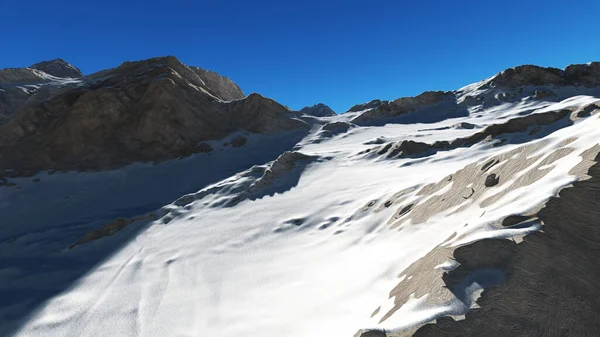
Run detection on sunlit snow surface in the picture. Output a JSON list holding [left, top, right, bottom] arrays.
[[3, 93, 600, 337]]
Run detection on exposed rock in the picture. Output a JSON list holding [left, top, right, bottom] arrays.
[[576, 103, 600, 118], [0, 68, 47, 85], [481, 159, 500, 172], [355, 330, 387, 337], [348, 99, 388, 112], [300, 103, 336, 117], [248, 151, 315, 193], [364, 107, 570, 162], [488, 65, 565, 88], [412, 150, 600, 337], [351, 91, 453, 124], [164, 151, 319, 209], [321, 121, 354, 135], [452, 108, 572, 147], [453, 122, 476, 129], [344, 62, 600, 126], [501, 214, 536, 227], [375, 140, 433, 159], [30, 59, 83, 78], [484, 173, 500, 187], [564, 62, 600, 87], [486, 62, 600, 89], [0, 56, 308, 175], [188, 66, 245, 101], [0, 59, 81, 86]]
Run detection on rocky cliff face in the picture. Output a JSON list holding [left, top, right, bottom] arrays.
[[189, 66, 245, 101], [0, 56, 307, 175]]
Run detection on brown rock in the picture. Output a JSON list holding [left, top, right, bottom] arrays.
[[488, 65, 565, 88], [188, 66, 244, 101], [351, 91, 452, 123], [0, 56, 308, 175]]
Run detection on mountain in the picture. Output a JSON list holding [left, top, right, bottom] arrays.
[[0, 56, 308, 175], [2, 58, 600, 337], [300, 103, 336, 117], [30, 58, 84, 78], [0, 59, 83, 124]]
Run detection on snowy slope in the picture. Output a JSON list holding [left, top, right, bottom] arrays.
[[2, 81, 600, 337]]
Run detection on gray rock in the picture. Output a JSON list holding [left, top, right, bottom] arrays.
[[485, 173, 500, 187], [189, 66, 245, 101], [348, 99, 388, 112], [300, 103, 336, 117], [351, 91, 452, 123], [30, 59, 83, 78]]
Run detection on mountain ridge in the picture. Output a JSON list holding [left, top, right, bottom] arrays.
[[2, 56, 600, 337]]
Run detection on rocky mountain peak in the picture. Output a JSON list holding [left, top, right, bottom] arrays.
[[0, 57, 306, 175], [487, 64, 565, 88], [300, 103, 336, 117], [30, 58, 83, 78], [111, 56, 245, 101], [486, 62, 600, 89]]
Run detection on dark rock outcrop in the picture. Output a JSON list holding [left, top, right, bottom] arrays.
[[363, 108, 572, 161], [300, 103, 336, 117], [564, 62, 600, 87], [488, 65, 566, 88], [348, 99, 388, 112], [321, 121, 354, 134], [487, 62, 600, 89], [484, 173, 499, 187], [30, 59, 83, 78], [412, 151, 600, 337], [351, 91, 453, 124]]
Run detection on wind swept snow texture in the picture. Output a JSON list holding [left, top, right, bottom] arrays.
[[3, 91, 600, 336]]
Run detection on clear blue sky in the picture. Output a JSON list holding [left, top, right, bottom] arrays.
[[3, 0, 600, 112]]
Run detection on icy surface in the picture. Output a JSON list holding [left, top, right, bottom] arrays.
[[2, 91, 600, 336]]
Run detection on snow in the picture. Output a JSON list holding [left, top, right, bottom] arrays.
[[2, 91, 600, 336]]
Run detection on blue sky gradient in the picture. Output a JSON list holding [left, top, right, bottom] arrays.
[[3, 0, 600, 112]]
